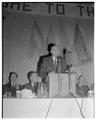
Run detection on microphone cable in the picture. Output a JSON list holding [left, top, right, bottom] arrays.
[[45, 96, 54, 118], [74, 97, 85, 118], [71, 93, 86, 118], [45, 74, 54, 118]]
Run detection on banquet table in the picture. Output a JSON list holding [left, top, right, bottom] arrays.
[[3, 97, 94, 118]]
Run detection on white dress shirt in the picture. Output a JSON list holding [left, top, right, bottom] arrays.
[[52, 56, 57, 65]]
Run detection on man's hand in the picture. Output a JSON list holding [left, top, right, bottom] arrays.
[[38, 76, 42, 83]]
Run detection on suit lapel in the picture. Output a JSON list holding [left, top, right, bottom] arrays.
[[30, 83, 34, 92]]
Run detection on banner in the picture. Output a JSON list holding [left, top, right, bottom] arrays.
[[3, 2, 94, 19], [73, 23, 91, 65], [29, 20, 44, 57]]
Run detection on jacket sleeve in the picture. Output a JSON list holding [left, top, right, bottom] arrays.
[[3, 84, 9, 95], [38, 58, 48, 81]]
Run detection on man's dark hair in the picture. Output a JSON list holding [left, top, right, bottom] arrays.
[[9, 72, 18, 82], [47, 43, 56, 54], [27, 71, 35, 82]]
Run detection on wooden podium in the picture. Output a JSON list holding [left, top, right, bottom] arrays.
[[47, 73, 76, 98]]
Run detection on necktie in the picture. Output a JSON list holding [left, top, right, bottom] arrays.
[[13, 84, 15, 88], [31, 83, 34, 91], [11, 83, 15, 88]]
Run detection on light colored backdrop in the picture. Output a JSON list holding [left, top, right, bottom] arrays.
[[3, 10, 94, 85]]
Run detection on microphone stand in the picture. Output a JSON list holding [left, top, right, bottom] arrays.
[[68, 51, 71, 95], [57, 58, 62, 97]]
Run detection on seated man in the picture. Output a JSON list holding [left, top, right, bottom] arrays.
[[90, 83, 94, 91], [3, 72, 22, 97], [38, 43, 68, 85], [76, 75, 90, 97], [22, 71, 40, 95]]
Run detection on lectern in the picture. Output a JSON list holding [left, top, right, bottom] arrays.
[[47, 73, 76, 97]]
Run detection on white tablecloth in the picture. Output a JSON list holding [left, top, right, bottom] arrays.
[[3, 98, 94, 118]]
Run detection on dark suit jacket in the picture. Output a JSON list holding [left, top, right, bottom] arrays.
[[39, 56, 68, 81], [22, 82, 38, 95], [3, 82, 22, 97]]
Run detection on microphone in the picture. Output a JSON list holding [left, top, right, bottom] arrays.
[[68, 51, 72, 55], [56, 57, 61, 73], [57, 57, 60, 63], [67, 51, 72, 70], [67, 51, 72, 60], [57, 56, 62, 64], [63, 48, 67, 59]]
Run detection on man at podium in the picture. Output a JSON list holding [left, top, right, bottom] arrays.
[[38, 43, 72, 97], [39, 43, 68, 82]]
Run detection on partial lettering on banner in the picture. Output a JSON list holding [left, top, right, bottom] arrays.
[[3, 3, 94, 19]]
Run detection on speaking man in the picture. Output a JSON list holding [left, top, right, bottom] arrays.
[[39, 43, 68, 84]]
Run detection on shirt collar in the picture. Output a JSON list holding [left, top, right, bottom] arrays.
[[52, 56, 56, 61]]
